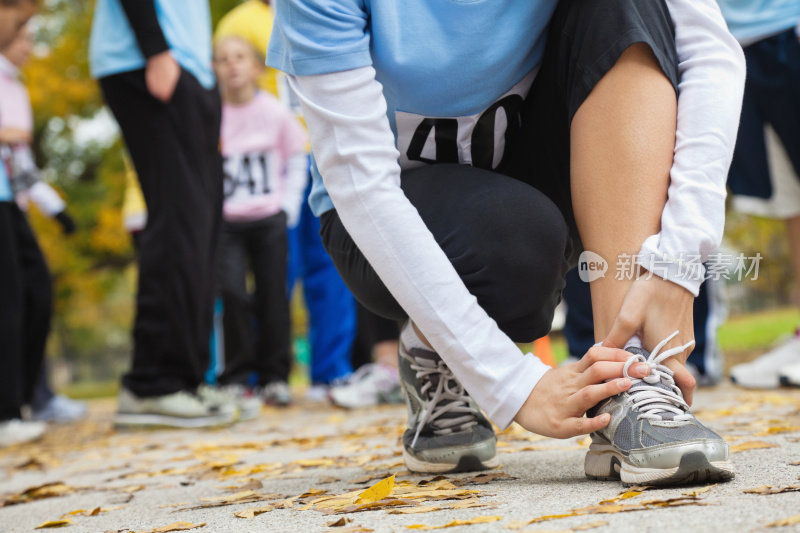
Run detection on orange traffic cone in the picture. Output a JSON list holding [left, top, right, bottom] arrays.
[[533, 335, 556, 368]]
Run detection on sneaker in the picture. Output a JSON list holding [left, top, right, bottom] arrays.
[[261, 381, 291, 406], [32, 395, 88, 423], [780, 360, 800, 387], [114, 387, 236, 428], [398, 341, 498, 473], [0, 419, 46, 447], [584, 332, 734, 486], [730, 334, 800, 389], [199, 384, 261, 421], [329, 363, 402, 408]]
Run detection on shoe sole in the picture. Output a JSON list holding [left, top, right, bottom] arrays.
[[403, 447, 499, 474], [114, 412, 235, 429], [779, 376, 800, 388], [585, 444, 735, 486]]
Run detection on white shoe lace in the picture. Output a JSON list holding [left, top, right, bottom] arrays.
[[622, 331, 695, 422], [410, 354, 478, 447]]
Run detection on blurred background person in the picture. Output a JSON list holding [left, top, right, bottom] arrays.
[[0, 0, 44, 447], [718, 0, 800, 388], [1, 23, 85, 424], [215, 0, 358, 399], [89, 0, 235, 428], [213, 35, 307, 408]]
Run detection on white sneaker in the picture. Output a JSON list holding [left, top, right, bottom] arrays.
[[329, 363, 402, 409], [780, 360, 800, 387], [115, 388, 237, 428], [0, 419, 46, 447], [261, 381, 291, 406], [730, 334, 800, 389], [32, 395, 88, 423], [198, 384, 261, 421]]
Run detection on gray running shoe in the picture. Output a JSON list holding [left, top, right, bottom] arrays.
[[399, 341, 497, 473], [585, 333, 734, 486]]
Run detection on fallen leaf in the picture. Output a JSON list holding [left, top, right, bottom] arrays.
[[682, 485, 715, 497], [356, 474, 395, 503], [756, 426, 800, 436], [150, 522, 206, 532], [328, 517, 351, 527], [407, 515, 502, 529], [233, 506, 273, 519], [61, 507, 102, 517], [573, 521, 610, 531], [598, 491, 642, 505], [389, 505, 445, 515], [35, 519, 73, 529], [318, 476, 341, 484], [743, 485, 800, 495], [120, 485, 146, 493], [729, 441, 780, 453], [767, 515, 800, 528], [455, 472, 517, 485], [789, 461, 800, 466]]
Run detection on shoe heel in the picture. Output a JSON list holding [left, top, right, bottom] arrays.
[[584, 444, 620, 480]]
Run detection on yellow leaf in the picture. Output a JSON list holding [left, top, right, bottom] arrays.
[[407, 516, 502, 530], [150, 522, 206, 532], [357, 474, 395, 503], [35, 519, 73, 529], [743, 485, 800, 495], [233, 506, 273, 519], [767, 515, 800, 528], [388, 505, 443, 514], [730, 441, 780, 453]]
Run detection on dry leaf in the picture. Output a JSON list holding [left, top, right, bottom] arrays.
[[767, 515, 800, 528], [61, 507, 102, 517], [233, 506, 273, 519], [455, 472, 517, 485], [743, 485, 800, 495], [35, 519, 73, 529], [150, 522, 206, 532], [389, 505, 444, 515], [328, 517, 351, 527], [573, 521, 610, 531], [356, 474, 395, 503], [729, 441, 780, 453], [756, 426, 800, 436], [682, 485, 714, 497], [407, 515, 502, 529]]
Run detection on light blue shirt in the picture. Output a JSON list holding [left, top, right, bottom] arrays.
[[0, 162, 11, 202], [267, 0, 558, 215], [89, 0, 215, 89], [718, 0, 800, 44]]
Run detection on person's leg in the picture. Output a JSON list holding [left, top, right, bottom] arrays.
[[301, 199, 356, 385], [17, 214, 51, 406], [570, 42, 677, 341], [100, 69, 222, 398], [217, 223, 255, 386], [0, 203, 24, 421], [249, 213, 292, 386]]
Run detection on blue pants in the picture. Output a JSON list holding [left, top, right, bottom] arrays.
[[287, 181, 356, 384]]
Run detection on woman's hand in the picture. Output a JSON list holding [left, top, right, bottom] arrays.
[[603, 273, 697, 404], [145, 51, 180, 103], [513, 346, 650, 438]]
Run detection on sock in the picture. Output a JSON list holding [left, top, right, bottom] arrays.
[[624, 335, 643, 350], [400, 321, 429, 351]]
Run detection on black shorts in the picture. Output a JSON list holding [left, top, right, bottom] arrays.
[[320, 0, 680, 342]]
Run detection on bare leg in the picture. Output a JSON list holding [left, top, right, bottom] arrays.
[[570, 43, 678, 343]]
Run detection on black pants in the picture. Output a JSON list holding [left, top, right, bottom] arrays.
[[100, 69, 224, 397], [0, 202, 52, 420], [320, 0, 679, 343], [217, 213, 291, 386]]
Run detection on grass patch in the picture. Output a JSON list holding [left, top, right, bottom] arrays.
[[718, 307, 799, 353]]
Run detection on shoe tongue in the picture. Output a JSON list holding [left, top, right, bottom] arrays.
[[624, 346, 679, 420]]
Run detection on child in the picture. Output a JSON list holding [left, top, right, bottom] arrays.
[[213, 35, 308, 406]]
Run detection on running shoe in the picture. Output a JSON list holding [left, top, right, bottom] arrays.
[[398, 341, 498, 473], [780, 359, 800, 387], [198, 384, 261, 421], [584, 332, 734, 485], [329, 363, 402, 408], [261, 381, 292, 406], [0, 419, 46, 447], [115, 388, 236, 428], [730, 333, 800, 389], [32, 395, 87, 423]]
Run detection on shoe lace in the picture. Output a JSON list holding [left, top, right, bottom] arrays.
[[622, 331, 695, 422], [409, 354, 478, 447]]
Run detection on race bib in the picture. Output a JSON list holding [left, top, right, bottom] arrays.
[[395, 68, 536, 171], [223, 152, 279, 201]]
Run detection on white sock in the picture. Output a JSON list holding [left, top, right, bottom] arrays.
[[400, 321, 429, 351], [624, 335, 643, 350]]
